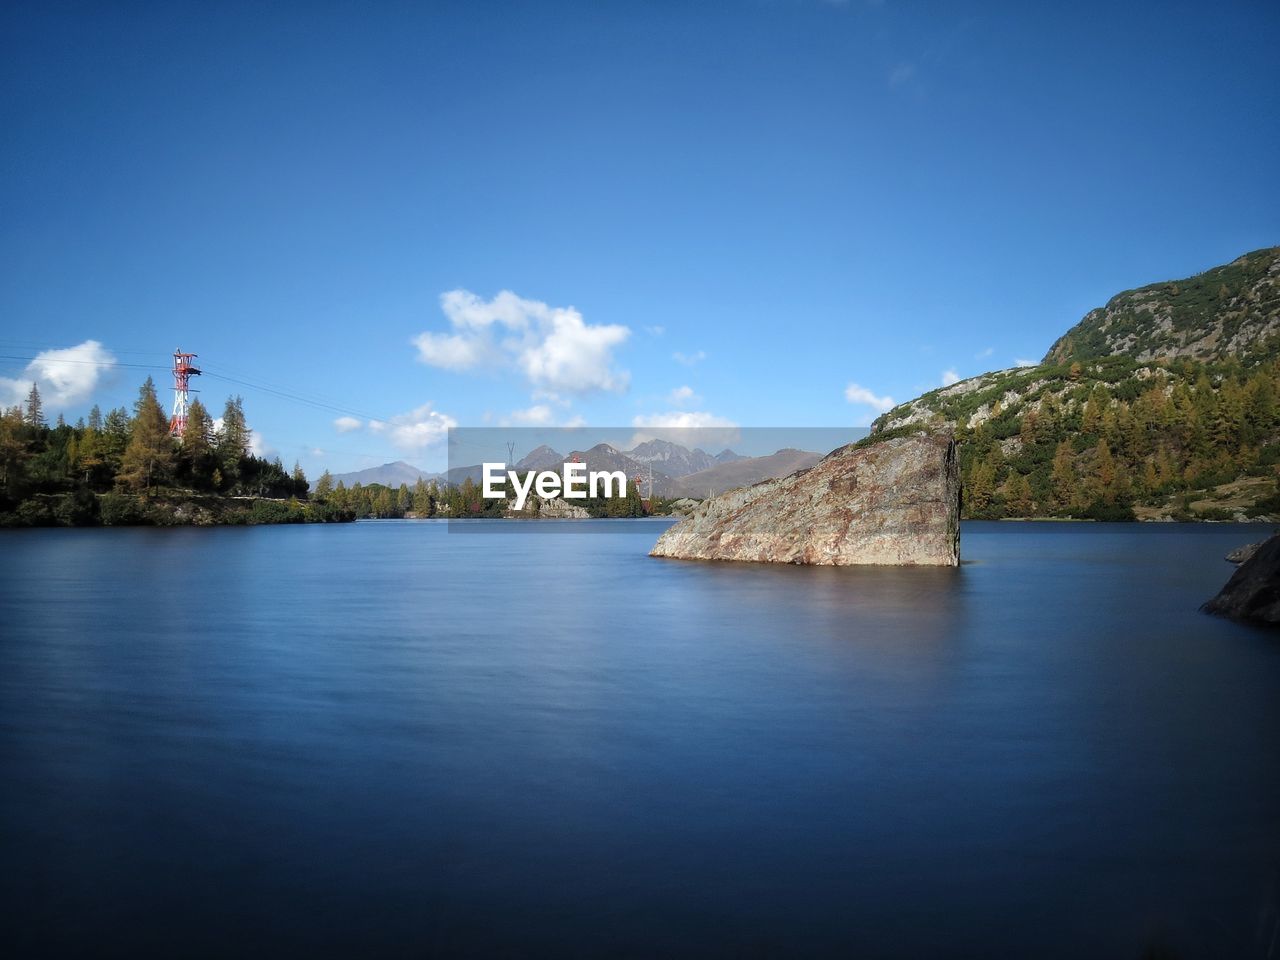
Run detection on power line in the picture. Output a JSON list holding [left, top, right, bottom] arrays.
[[0, 351, 396, 426]]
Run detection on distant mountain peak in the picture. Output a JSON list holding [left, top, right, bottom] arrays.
[[625, 438, 718, 476], [515, 445, 564, 470], [329, 460, 436, 488]]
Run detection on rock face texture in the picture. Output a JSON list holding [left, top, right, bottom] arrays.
[[504, 496, 591, 519], [650, 433, 960, 566], [1204, 534, 1280, 625], [1225, 541, 1263, 564]]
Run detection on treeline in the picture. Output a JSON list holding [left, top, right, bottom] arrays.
[[0, 377, 349, 526], [310, 472, 652, 519], [946, 353, 1280, 521]]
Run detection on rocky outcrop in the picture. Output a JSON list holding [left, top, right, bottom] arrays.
[[1204, 534, 1280, 625], [504, 496, 591, 519], [1226, 541, 1263, 564], [650, 433, 960, 566]]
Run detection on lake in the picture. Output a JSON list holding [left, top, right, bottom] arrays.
[[2, 521, 1279, 957]]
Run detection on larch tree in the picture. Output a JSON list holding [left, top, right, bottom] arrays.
[[117, 377, 175, 494]]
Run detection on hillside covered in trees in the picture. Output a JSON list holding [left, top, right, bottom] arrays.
[[874, 246, 1280, 521], [308, 470, 653, 519], [0, 377, 350, 526]]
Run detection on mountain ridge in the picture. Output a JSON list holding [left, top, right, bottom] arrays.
[[873, 246, 1280, 521]]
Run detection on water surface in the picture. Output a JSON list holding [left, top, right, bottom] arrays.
[[2, 521, 1278, 957]]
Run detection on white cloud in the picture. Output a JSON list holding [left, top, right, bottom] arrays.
[[333, 416, 363, 433], [368, 403, 457, 453], [1015, 358, 1037, 368], [249, 431, 275, 459], [0, 339, 118, 408], [413, 290, 630, 395], [975, 347, 994, 359], [668, 385, 699, 406], [509, 404, 553, 426], [941, 369, 961, 386], [844, 382, 896, 412], [673, 350, 707, 367], [645, 325, 665, 336], [310, 448, 325, 457]]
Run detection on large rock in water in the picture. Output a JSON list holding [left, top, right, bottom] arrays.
[[1203, 533, 1280, 625], [650, 433, 960, 566]]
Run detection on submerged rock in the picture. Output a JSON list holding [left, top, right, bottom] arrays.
[[1204, 533, 1280, 625], [650, 433, 960, 566]]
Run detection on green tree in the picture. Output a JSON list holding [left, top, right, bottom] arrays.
[[179, 398, 216, 488], [411, 477, 431, 516], [117, 377, 174, 494], [216, 395, 250, 483], [314, 470, 334, 500]]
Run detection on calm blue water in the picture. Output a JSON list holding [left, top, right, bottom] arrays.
[[2, 521, 1279, 958]]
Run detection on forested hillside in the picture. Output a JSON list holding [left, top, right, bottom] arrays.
[[1045, 247, 1279, 364], [0, 377, 348, 526], [309, 471, 652, 519], [874, 248, 1280, 521]]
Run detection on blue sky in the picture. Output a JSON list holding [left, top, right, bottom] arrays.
[[2, 0, 1277, 473]]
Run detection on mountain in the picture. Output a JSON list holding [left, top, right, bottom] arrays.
[[714, 448, 744, 463], [626, 439, 718, 476], [872, 246, 1280, 522], [1045, 247, 1280, 365], [330, 461, 438, 488], [567, 443, 676, 496], [669, 448, 822, 498], [515, 445, 565, 471]]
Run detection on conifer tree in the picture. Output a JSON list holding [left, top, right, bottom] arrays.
[[25, 383, 44, 427], [216, 395, 250, 483], [117, 377, 174, 494], [182, 398, 214, 458], [1050, 440, 1076, 511]]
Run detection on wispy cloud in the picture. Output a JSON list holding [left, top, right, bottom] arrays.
[[668, 385, 699, 406], [975, 347, 994, 360], [844, 382, 895, 412], [888, 62, 916, 88], [673, 350, 707, 367], [365, 403, 457, 452], [333, 416, 362, 433], [941, 369, 960, 386], [1014, 358, 1037, 368]]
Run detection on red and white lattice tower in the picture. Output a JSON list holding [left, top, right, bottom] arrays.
[[169, 348, 202, 438]]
